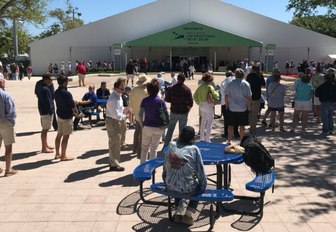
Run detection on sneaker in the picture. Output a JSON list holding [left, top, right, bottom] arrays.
[[110, 166, 125, 172], [181, 215, 194, 226]]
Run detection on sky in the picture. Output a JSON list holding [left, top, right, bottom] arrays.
[[27, 0, 295, 36]]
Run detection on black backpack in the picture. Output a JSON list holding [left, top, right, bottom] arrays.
[[240, 135, 275, 174]]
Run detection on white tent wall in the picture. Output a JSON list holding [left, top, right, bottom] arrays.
[[29, 0, 336, 74]]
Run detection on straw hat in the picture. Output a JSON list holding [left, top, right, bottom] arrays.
[[136, 74, 151, 86]]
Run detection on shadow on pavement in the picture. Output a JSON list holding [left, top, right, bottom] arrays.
[[78, 149, 109, 160], [64, 165, 110, 182], [99, 174, 138, 187], [12, 159, 56, 170], [0, 151, 40, 161], [16, 131, 41, 137]]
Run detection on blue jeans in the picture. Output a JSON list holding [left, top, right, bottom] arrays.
[[164, 112, 188, 147], [320, 102, 335, 133]]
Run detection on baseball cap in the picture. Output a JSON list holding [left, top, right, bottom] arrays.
[[179, 126, 195, 144]]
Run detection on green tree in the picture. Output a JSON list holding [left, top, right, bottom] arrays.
[[38, 0, 84, 39], [0, 26, 31, 56], [0, 0, 47, 23], [287, 0, 336, 17], [290, 15, 336, 38]]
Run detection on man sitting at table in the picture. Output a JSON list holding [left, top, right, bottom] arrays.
[[96, 81, 110, 99], [73, 85, 97, 130], [163, 126, 207, 226]]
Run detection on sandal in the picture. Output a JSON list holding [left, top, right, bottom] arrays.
[[60, 157, 74, 161], [4, 169, 17, 177]]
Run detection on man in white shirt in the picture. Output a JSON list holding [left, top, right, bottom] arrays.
[[106, 79, 126, 171], [170, 72, 178, 86]]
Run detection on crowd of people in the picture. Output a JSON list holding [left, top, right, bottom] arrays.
[[0, 62, 32, 81], [1, 59, 336, 225]]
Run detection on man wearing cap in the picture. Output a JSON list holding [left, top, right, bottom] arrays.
[[0, 76, 17, 176], [106, 79, 126, 171], [163, 73, 193, 147], [37, 73, 55, 153], [129, 74, 151, 156], [54, 75, 77, 161]]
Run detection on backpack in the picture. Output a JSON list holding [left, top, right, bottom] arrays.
[[156, 100, 170, 128], [240, 135, 274, 174]]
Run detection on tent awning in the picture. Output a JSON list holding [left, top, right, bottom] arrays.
[[126, 21, 262, 47]]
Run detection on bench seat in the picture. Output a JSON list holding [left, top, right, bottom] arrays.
[[133, 158, 163, 181], [150, 182, 234, 230], [246, 169, 275, 193], [150, 182, 234, 202]]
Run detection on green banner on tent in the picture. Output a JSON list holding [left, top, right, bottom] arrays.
[[126, 21, 262, 47]]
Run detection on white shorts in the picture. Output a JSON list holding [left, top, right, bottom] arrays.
[[294, 100, 312, 112], [40, 115, 52, 130], [57, 118, 73, 136], [313, 96, 321, 106], [0, 119, 15, 146]]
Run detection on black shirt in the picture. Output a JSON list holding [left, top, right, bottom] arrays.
[[55, 86, 75, 119], [96, 88, 110, 99], [315, 81, 336, 102], [246, 72, 265, 101]]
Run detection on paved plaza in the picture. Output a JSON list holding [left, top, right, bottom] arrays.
[[0, 73, 335, 232]]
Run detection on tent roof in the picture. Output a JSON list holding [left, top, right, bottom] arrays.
[[126, 21, 262, 47]]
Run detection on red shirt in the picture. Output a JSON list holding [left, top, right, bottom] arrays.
[[76, 64, 86, 75]]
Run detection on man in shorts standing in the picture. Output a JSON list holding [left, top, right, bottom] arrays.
[[76, 60, 86, 87], [225, 68, 252, 144], [54, 75, 77, 161], [37, 73, 55, 153], [0, 76, 17, 176], [126, 59, 136, 87]]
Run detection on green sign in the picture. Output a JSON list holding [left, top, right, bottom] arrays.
[[266, 44, 276, 50], [126, 21, 262, 47]]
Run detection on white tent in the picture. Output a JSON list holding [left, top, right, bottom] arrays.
[[29, 0, 336, 74]]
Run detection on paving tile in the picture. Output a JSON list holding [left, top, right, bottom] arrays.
[[1, 75, 335, 232], [308, 222, 336, 232]]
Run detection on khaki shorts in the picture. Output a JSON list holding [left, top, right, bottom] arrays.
[[57, 118, 73, 135], [126, 74, 134, 80], [0, 119, 16, 147], [78, 73, 85, 80], [294, 100, 312, 111], [40, 114, 52, 130]]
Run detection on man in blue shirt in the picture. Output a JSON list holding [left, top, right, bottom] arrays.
[[37, 73, 55, 153], [0, 76, 17, 176], [54, 75, 77, 161], [73, 85, 97, 130]]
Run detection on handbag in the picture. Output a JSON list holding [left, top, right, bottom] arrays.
[[156, 100, 170, 128]]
